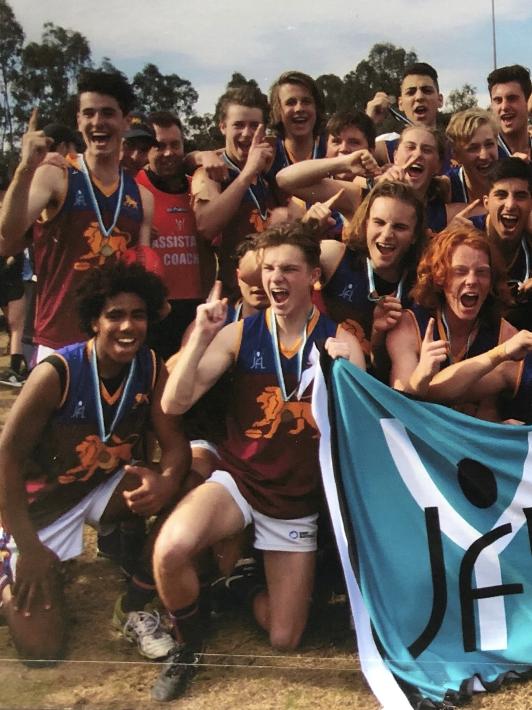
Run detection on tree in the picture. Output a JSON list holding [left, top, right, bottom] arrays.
[[186, 112, 221, 151], [97, 56, 122, 75], [315, 73, 344, 115], [0, 0, 24, 155], [445, 84, 478, 113], [341, 43, 418, 117], [12, 22, 91, 127], [132, 64, 198, 119], [226, 72, 259, 91]]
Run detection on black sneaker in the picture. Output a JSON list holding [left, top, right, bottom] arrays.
[[151, 643, 203, 702], [0, 367, 26, 388]]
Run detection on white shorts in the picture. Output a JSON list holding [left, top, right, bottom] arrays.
[[0, 469, 125, 590], [207, 470, 318, 552], [190, 439, 220, 459], [36, 344, 57, 364]]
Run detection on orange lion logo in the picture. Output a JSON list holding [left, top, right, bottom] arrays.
[[248, 208, 268, 233], [123, 194, 138, 210], [59, 433, 138, 484], [245, 386, 316, 440], [74, 221, 131, 270]]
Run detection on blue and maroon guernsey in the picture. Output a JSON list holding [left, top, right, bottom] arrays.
[[33, 155, 143, 348], [216, 307, 337, 520], [23, 340, 156, 530]]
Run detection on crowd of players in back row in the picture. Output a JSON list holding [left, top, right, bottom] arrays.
[[0, 61, 531, 702]]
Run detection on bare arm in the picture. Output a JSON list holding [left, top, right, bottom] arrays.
[[0, 362, 63, 611], [423, 330, 532, 403], [0, 109, 64, 255], [137, 184, 154, 247], [387, 312, 449, 395], [276, 151, 380, 220], [122, 364, 192, 515], [326, 326, 367, 369], [161, 286, 239, 414], [191, 125, 274, 240]]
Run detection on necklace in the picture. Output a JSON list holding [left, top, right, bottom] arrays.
[[497, 133, 532, 158], [90, 340, 137, 443], [270, 307, 314, 402], [280, 135, 321, 166], [438, 308, 477, 364], [79, 154, 125, 256], [222, 152, 269, 221], [366, 258, 405, 303]]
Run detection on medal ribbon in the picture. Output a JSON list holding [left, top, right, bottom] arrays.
[[270, 308, 313, 402], [222, 152, 269, 221], [79, 154, 125, 239], [90, 340, 137, 443], [497, 133, 532, 158], [437, 307, 476, 364], [366, 257, 405, 303]]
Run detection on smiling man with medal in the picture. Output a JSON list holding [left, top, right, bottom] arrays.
[[0, 260, 191, 665], [191, 85, 281, 299], [0, 70, 154, 361], [149, 222, 365, 702]]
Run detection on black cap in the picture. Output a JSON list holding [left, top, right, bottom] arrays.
[[42, 123, 77, 150], [124, 112, 156, 143]]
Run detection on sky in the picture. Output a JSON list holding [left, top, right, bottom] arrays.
[[9, 0, 532, 115]]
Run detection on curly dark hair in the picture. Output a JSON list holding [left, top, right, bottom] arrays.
[[77, 70, 135, 115], [76, 260, 167, 336]]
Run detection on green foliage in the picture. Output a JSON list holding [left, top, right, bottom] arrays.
[[132, 63, 198, 119], [315, 74, 344, 115], [226, 72, 259, 91], [12, 22, 92, 127], [342, 43, 418, 113], [0, 0, 24, 151], [185, 113, 221, 151], [445, 83, 478, 113]]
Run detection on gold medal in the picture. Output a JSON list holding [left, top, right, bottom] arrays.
[[100, 243, 114, 257]]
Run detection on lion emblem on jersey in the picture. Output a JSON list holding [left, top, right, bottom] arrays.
[[245, 386, 317, 440], [74, 221, 131, 270], [59, 433, 138, 484], [248, 208, 268, 233]]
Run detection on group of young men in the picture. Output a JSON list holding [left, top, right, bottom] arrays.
[[0, 58, 531, 703]]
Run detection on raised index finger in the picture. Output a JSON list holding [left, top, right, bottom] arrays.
[[423, 317, 435, 344], [28, 107, 39, 133], [252, 123, 265, 145], [455, 198, 482, 219], [323, 188, 345, 209], [400, 153, 418, 171], [207, 279, 223, 303]]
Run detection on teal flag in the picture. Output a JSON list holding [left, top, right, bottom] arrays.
[[314, 356, 532, 709]]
